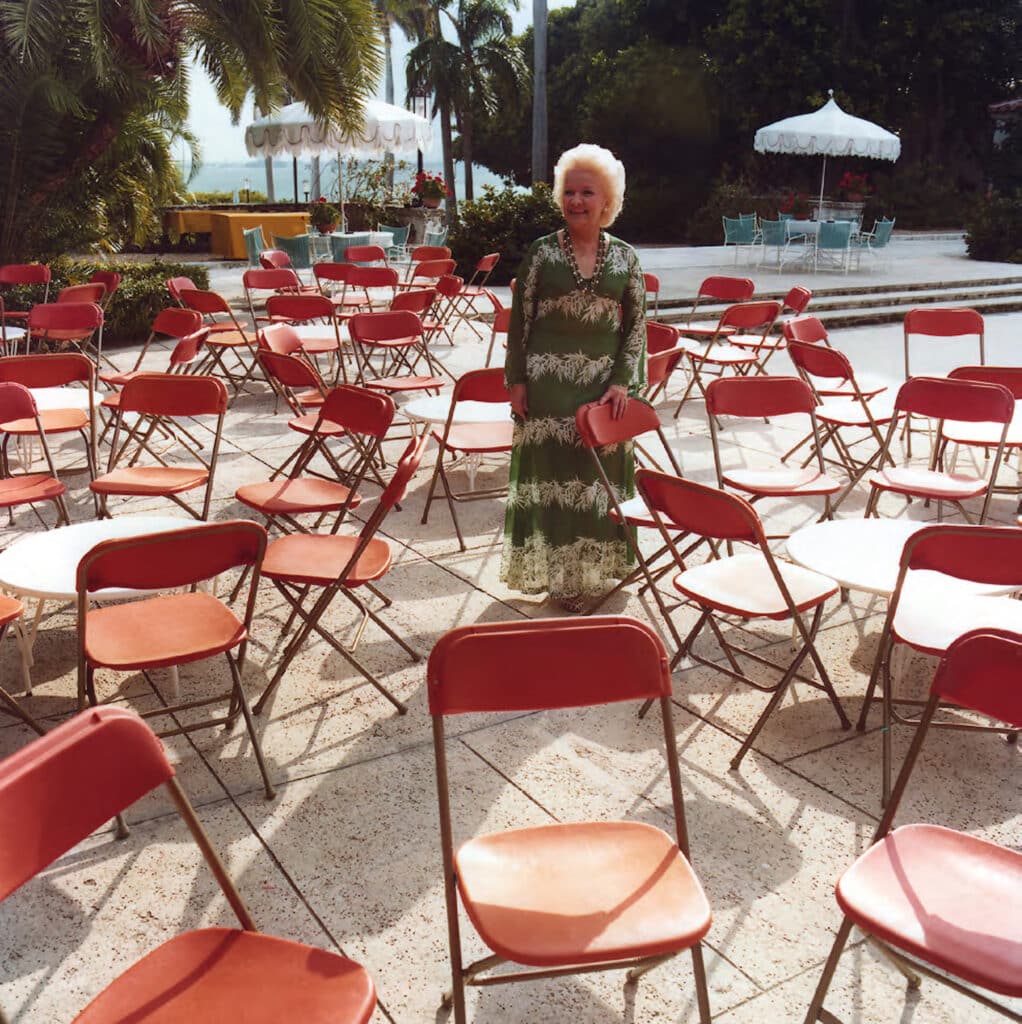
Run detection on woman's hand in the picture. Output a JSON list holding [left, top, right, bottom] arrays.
[[598, 384, 628, 419], [510, 383, 528, 419]]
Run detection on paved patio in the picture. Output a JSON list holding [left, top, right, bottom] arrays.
[[0, 243, 1019, 1023]]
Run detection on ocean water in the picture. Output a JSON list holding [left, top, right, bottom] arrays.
[[184, 159, 511, 201]]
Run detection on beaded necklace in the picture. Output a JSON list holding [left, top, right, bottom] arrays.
[[562, 229, 608, 293]]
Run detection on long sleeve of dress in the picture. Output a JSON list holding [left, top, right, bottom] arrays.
[[608, 247, 647, 395], [504, 242, 540, 390]]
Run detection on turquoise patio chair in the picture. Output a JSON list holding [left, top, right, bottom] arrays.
[[722, 215, 757, 264], [424, 226, 448, 248], [814, 220, 854, 273], [271, 233, 312, 270], [854, 217, 895, 269], [379, 223, 410, 260], [328, 232, 371, 262], [756, 218, 787, 270], [243, 226, 266, 267]]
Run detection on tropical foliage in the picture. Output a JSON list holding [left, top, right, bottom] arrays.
[[965, 191, 1022, 264]]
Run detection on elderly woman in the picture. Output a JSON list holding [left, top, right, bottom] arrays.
[[501, 143, 647, 612]]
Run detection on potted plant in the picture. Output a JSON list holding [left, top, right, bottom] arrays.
[[411, 172, 451, 209], [779, 191, 811, 218], [837, 172, 871, 203], [308, 197, 341, 234]]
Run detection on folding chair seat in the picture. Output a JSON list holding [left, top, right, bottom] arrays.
[[428, 617, 713, 1024], [166, 275, 198, 306], [0, 707, 376, 1020], [237, 385, 393, 535], [400, 244, 453, 284], [866, 376, 1013, 524], [421, 368, 513, 549], [344, 244, 388, 267], [91, 373, 227, 520], [804, 629, 1022, 1024], [636, 469, 849, 768], [349, 310, 447, 399], [0, 595, 43, 735], [643, 271, 660, 316], [680, 275, 754, 340], [0, 382, 70, 526], [446, 253, 500, 339], [672, 301, 774, 419], [103, 307, 203, 382], [265, 293, 348, 385], [178, 288, 259, 398], [903, 307, 984, 379], [27, 301, 105, 368], [254, 434, 429, 716], [856, 523, 1022, 800], [706, 376, 842, 533], [0, 353, 98, 487]]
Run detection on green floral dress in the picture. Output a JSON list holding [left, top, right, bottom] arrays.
[[501, 231, 647, 598]]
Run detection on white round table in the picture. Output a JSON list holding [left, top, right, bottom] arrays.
[[30, 386, 92, 413]]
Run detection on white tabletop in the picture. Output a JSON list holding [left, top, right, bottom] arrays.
[[403, 396, 511, 426], [330, 231, 394, 247], [30, 386, 92, 412], [787, 519, 1016, 598], [291, 324, 347, 342], [0, 515, 192, 600]]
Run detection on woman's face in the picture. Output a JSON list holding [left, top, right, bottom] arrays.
[[561, 168, 607, 233]]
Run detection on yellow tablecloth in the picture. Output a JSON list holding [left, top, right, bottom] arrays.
[[163, 210, 311, 260]]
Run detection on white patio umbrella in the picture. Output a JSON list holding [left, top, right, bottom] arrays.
[[754, 90, 901, 213], [244, 99, 432, 228]]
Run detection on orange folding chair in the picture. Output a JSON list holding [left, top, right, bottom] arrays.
[[446, 252, 500, 339], [400, 244, 453, 284], [903, 307, 984, 379], [644, 322, 683, 403], [89, 270, 121, 310], [856, 523, 1022, 800], [781, 284, 811, 317], [0, 595, 43, 735], [178, 287, 259, 398], [0, 382, 69, 527], [243, 267, 306, 328], [346, 265, 399, 311], [636, 469, 849, 767], [237, 384, 393, 533], [110, 307, 202, 378], [254, 434, 429, 716], [91, 373, 228, 520], [716, 298, 784, 374], [804, 628, 1022, 1024], [426, 273, 465, 345], [682, 275, 755, 336], [643, 271, 661, 315], [75, 521, 276, 799], [166, 274, 199, 306], [866, 376, 1013, 524], [348, 310, 448, 398], [57, 282, 106, 306], [428, 616, 713, 1024], [344, 244, 388, 266], [0, 706, 376, 1021], [26, 301, 105, 367], [0, 264, 50, 333], [265, 293, 348, 384], [395, 259, 457, 298], [313, 262, 364, 319], [421, 368, 513, 549], [706, 376, 842, 534]]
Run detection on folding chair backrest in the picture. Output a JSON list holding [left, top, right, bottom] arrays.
[[646, 321, 680, 354], [706, 375, 816, 419], [178, 288, 230, 316], [893, 375, 1013, 424], [637, 469, 762, 544], [453, 367, 509, 404], [313, 262, 352, 288], [647, 348, 688, 392], [901, 523, 1022, 589], [265, 293, 334, 322], [0, 381, 39, 421], [358, 434, 428, 541], [720, 300, 782, 332], [243, 267, 301, 293], [0, 263, 50, 287], [411, 259, 456, 282], [320, 384, 396, 437], [168, 328, 208, 368], [347, 266, 398, 290], [28, 301, 103, 333], [258, 323, 303, 354], [428, 617, 671, 716], [576, 397, 662, 448], [260, 249, 290, 270], [58, 283, 106, 305], [468, 253, 500, 283], [787, 339, 855, 385], [166, 276, 198, 304], [390, 288, 436, 316], [152, 306, 202, 340], [905, 307, 983, 340], [783, 315, 829, 346], [783, 286, 812, 315], [345, 245, 387, 265], [949, 365, 1022, 400], [0, 352, 94, 388], [349, 309, 422, 345], [409, 245, 452, 263], [0, 707, 173, 902], [259, 349, 323, 392], [491, 303, 511, 334], [931, 629, 1022, 728], [90, 271, 121, 299], [698, 276, 755, 303], [78, 520, 266, 594], [436, 274, 462, 298], [117, 372, 228, 417], [643, 272, 660, 295]]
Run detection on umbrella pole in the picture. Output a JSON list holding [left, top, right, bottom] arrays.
[[818, 155, 827, 219], [338, 154, 346, 232], [292, 158, 299, 207]]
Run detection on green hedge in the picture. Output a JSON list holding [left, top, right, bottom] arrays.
[[448, 184, 561, 285], [2, 258, 209, 345], [965, 191, 1022, 263]]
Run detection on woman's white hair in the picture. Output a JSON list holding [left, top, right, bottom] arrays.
[[553, 144, 626, 228]]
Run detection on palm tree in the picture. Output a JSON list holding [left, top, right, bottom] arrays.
[[0, 0, 383, 259], [532, 0, 547, 183]]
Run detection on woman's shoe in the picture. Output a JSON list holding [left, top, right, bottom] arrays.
[[555, 595, 588, 614]]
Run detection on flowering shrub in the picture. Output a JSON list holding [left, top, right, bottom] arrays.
[[779, 191, 811, 217], [308, 197, 341, 228], [838, 171, 871, 198], [412, 172, 451, 200]]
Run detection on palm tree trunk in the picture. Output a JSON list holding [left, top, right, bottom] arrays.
[[462, 107, 475, 201], [531, 0, 548, 184], [440, 101, 458, 223], [383, 17, 395, 192]]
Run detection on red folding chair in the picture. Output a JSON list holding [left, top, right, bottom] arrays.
[[804, 628, 1022, 1024], [428, 616, 713, 1024], [166, 274, 199, 306], [395, 258, 457, 295], [92, 373, 228, 520], [903, 307, 984, 379], [636, 469, 849, 767], [346, 265, 399, 311], [260, 246, 315, 287], [89, 270, 121, 310], [254, 434, 429, 715], [349, 310, 447, 400], [866, 375, 1013, 524], [427, 273, 465, 345], [243, 267, 306, 328], [265, 293, 348, 384], [706, 376, 842, 534], [400, 244, 453, 284], [0, 264, 51, 329], [644, 322, 683, 403], [0, 596, 42, 735], [421, 368, 513, 549], [57, 282, 106, 306], [856, 523, 1022, 799], [178, 288, 259, 398], [344, 244, 388, 266], [681, 275, 755, 338], [313, 262, 364, 319], [26, 301, 105, 367], [0, 706, 376, 1020], [446, 253, 500, 339], [76, 521, 276, 799], [484, 297, 510, 367], [643, 271, 661, 316], [0, 382, 69, 527]]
